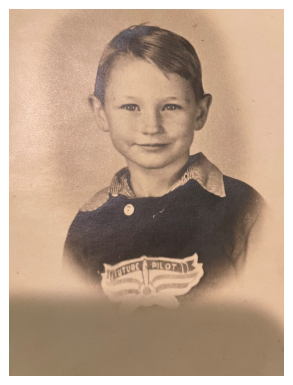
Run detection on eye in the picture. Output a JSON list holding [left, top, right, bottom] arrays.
[[162, 104, 182, 111], [120, 104, 140, 111]]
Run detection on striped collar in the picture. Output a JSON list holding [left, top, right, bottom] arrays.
[[109, 153, 226, 198]]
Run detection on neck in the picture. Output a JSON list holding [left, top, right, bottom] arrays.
[[127, 154, 190, 198]]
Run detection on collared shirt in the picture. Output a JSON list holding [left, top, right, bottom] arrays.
[[109, 152, 226, 199]]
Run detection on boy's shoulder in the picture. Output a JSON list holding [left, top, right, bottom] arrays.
[[80, 186, 110, 212], [220, 175, 266, 236], [79, 166, 134, 213], [223, 175, 265, 209]]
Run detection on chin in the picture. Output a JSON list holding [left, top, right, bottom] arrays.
[[137, 162, 169, 170], [132, 156, 178, 170]]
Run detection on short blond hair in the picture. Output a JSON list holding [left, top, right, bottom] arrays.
[[94, 25, 205, 105]]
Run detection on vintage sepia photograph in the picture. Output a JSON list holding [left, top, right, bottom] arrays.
[[10, 9, 284, 376]]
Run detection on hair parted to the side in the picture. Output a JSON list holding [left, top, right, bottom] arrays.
[[94, 24, 205, 105]]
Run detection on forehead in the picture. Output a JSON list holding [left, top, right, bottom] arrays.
[[105, 55, 195, 102]]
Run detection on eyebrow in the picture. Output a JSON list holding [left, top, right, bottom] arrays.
[[119, 96, 139, 101], [119, 96, 191, 103], [161, 96, 191, 104]]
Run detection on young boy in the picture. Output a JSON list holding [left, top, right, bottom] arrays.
[[63, 25, 264, 309]]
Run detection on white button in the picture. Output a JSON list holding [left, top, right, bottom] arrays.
[[124, 204, 134, 216]]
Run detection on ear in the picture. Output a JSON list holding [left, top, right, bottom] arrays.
[[194, 94, 212, 131], [88, 94, 109, 132]]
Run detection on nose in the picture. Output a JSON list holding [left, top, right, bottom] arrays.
[[141, 109, 164, 135]]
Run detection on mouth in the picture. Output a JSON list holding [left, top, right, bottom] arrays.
[[135, 143, 170, 152], [134, 143, 170, 153], [136, 143, 169, 147]]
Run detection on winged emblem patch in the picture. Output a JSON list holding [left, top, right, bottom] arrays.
[[101, 253, 204, 310]]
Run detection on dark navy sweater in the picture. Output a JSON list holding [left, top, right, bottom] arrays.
[[64, 175, 264, 298]]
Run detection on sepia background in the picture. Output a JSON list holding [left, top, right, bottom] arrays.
[[10, 9, 284, 375]]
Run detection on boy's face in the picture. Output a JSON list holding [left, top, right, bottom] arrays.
[[93, 56, 211, 171]]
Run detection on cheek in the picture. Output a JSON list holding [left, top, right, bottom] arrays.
[[107, 118, 135, 153], [108, 132, 130, 157], [106, 114, 133, 140], [163, 113, 195, 137]]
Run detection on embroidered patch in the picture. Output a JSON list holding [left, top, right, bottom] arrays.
[[101, 253, 204, 310]]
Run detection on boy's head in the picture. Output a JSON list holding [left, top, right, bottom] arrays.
[[94, 25, 204, 105], [89, 25, 212, 171]]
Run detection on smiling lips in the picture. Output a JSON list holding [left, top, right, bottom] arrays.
[[135, 143, 170, 152], [136, 143, 169, 147]]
